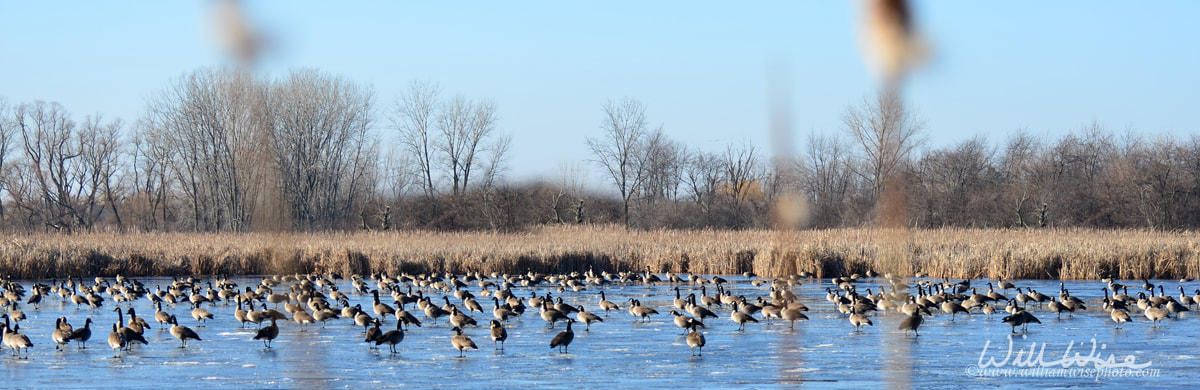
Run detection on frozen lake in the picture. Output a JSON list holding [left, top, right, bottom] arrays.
[[1, 275, 1195, 388]]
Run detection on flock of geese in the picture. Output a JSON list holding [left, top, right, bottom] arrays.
[[1, 267, 1197, 361]]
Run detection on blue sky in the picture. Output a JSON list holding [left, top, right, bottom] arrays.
[[2, 1, 1197, 183]]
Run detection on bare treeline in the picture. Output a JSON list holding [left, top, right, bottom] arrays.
[[595, 94, 1200, 231], [134, 68, 377, 232], [1, 70, 1198, 233]]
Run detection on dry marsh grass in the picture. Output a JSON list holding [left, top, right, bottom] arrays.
[[0, 226, 1197, 281]]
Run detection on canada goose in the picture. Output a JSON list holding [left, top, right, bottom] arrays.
[[1002, 310, 1041, 333], [1135, 292, 1152, 311], [849, 313, 873, 332], [234, 296, 249, 328], [373, 290, 396, 317], [168, 315, 202, 348], [491, 297, 514, 323], [293, 310, 316, 332], [1101, 287, 1127, 312], [67, 318, 93, 349], [463, 296, 484, 314], [508, 296, 527, 317], [1178, 286, 1195, 306], [246, 300, 267, 328], [780, 307, 809, 330], [682, 294, 715, 317], [760, 302, 782, 325], [1110, 309, 1131, 329], [127, 308, 151, 334], [146, 302, 166, 328], [996, 277, 1015, 290], [8, 303, 25, 323], [1164, 300, 1190, 315], [440, 295, 459, 313], [51, 315, 70, 334], [395, 308, 423, 331], [52, 317, 72, 351], [700, 286, 719, 307], [552, 297, 579, 315], [107, 323, 124, 358], [423, 298, 450, 324], [686, 323, 706, 356], [670, 310, 703, 334], [985, 283, 1009, 302], [314, 309, 339, 327], [574, 305, 604, 331], [449, 307, 478, 329], [1047, 298, 1069, 319], [267, 292, 289, 309], [26, 292, 43, 310], [341, 301, 360, 319], [738, 297, 764, 315], [1014, 288, 1032, 306], [114, 307, 148, 349], [1028, 289, 1049, 306], [729, 302, 759, 331], [375, 319, 406, 354], [355, 307, 376, 331], [898, 312, 923, 336], [598, 291, 620, 316], [528, 292, 546, 309], [981, 304, 996, 318], [450, 326, 478, 358], [900, 296, 925, 316], [2, 316, 32, 359], [191, 304, 214, 327], [1144, 306, 1170, 327], [364, 319, 383, 349], [673, 287, 688, 310], [1060, 291, 1086, 312], [940, 301, 970, 321], [643, 265, 661, 284], [629, 299, 659, 323], [550, 319, 576, 353], [489, 320, 508, 350], [254, 317, 280, 348], [535, 301, 568, 329]]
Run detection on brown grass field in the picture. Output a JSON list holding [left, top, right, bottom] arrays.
[[0, 226, 1197, 280]]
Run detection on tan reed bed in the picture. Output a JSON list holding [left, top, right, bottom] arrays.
[[0, 226, 1197, 281]]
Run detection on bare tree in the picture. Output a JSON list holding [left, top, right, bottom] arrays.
[[683, 149, 721, 215], [391, 81, 441, 199], [0, 98, 15, 223], [380, 146, 417, 202], [843, 90, 926, 199], [910, 136, 995, 227], [10, 102, 121, 231], [13, 101, 79, 231], [551, 161, 588, 223], [479, 133, 512, 190], [130, 121, 174, 231], [638, 130, 684, 204], [77, 115, 125, 229], [587, 97, 651, 228], [998, 130, 1041, 227], [721, 142, 761, 204], [141, 68, 267, 232], [268, 69, 376, 230], [800, 133, 852, 228], [1041, 122, 1114, 226], [436, 96, 500, 196]]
